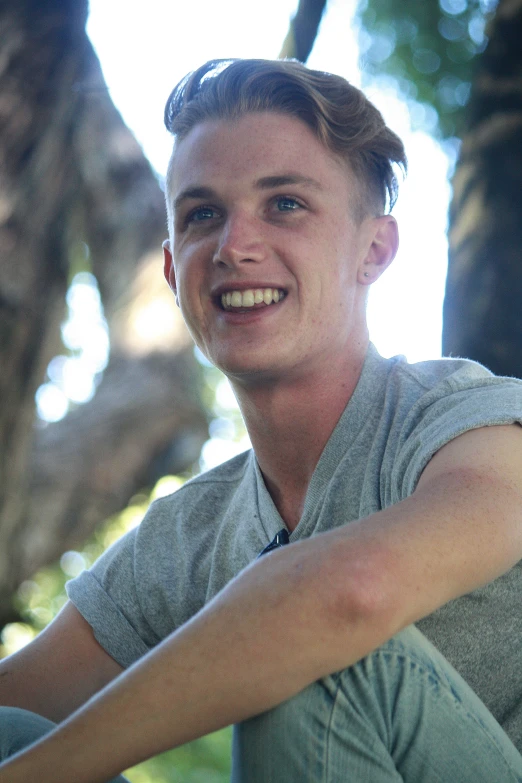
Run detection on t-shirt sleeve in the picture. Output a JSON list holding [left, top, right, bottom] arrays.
[[388, 364, 522, 505], [66, 523, 158, 669], [64, 461, 251, 670]]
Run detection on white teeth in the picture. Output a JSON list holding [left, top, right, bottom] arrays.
[[220, 288, 285, 310], [242, 290, 255, 307]]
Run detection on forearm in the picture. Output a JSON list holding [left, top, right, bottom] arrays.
[[4, 433, 519, 783], [0, 534, 366, 783]]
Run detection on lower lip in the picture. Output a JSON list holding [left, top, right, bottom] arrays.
[[217, 299, 285, 323]]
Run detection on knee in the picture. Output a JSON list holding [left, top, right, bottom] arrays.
[[232, 677, 338, 782], [0, 706, 56, 760], [236, 626, 454, 757]]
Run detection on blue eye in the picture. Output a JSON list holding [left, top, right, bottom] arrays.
[[276, 197, 300, 212], [188, 206, 218, 223]]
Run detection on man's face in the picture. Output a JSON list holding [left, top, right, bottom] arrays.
[[165, 112, 389, 385]]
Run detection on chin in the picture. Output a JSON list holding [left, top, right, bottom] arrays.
[[214, 356, 284, 385]]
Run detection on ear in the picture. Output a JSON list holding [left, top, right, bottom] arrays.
[[358, 215, 399, 285], [163, 239, 179, 305]]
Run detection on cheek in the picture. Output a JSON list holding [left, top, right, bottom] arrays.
[[172, 271, 204, 338], [174, 251, 201, 297]]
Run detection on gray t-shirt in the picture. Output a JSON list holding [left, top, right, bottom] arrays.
[[67, 344, 522, 746]]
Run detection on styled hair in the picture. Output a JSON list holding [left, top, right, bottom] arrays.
[[164, 58, 407, 218]]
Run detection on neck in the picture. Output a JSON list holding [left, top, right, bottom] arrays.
[[230, 339, 369, 531]]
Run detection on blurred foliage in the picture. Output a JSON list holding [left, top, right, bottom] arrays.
[[0, 475, 234, 781], [356, 0, 498, 138], [0, 472, 233, 782], [124, 730, 232, 783], [0, 350, 249, 781]]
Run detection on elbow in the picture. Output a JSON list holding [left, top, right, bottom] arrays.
[[322, 539, 400, 661]]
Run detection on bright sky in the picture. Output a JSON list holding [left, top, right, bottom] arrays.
[[86, 0, 452, 364]]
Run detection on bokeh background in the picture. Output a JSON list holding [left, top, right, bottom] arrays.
[[1, 0, 520, 779]]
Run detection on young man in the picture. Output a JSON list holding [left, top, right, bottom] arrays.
[[0, 58, 522, 783]]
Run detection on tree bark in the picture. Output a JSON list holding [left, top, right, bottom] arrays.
[[23, 349, 207, 581], [0, 0, 207, 627], [279, 0, 327, 62], [443, 0, 522, 377]]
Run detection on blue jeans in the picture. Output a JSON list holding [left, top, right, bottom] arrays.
[[0, 706, 129, 782], [233, 625, 522, 782], [2, 626, 521, 781]]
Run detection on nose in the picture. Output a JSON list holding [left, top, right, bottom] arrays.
[[213, 210, 266, 268]]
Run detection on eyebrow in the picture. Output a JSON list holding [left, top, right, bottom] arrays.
[[173, 187, 217, 213], [255, 174, 323, 191], [172, 174, 323, 213]]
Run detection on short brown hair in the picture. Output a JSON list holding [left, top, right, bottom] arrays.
[[164, 58, 407, 218]]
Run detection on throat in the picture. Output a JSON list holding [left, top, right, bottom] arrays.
[[278, 505, 302, 534], [264, 477, 306, 533]]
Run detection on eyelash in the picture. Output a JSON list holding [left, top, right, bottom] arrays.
[[186, 205, 219, 224], [274, 196, 302, 212]]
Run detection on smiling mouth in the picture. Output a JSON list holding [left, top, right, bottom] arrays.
[[219, 287, 286, 311]]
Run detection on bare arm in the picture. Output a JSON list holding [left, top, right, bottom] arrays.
[[0, 602, 123, 722], [0, 424, 521, 783]]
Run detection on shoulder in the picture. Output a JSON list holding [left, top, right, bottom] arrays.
[[389, 352, 506, 389], [371, 349, 522, 503], [149, 448, 253, 516], [360, 343, 521, 412], [382, 351, 522, 414], [133, 448, 256, 547], [67, 449, 257, 659]]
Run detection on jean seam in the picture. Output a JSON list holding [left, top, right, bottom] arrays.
[[372, 649, 522, 782], [323, 674, 343, 783]]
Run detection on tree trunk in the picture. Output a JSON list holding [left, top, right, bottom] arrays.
[[0, 0, 207, 627], [279, 0, 327, 62], [443, 0, 522, 377], [23, 349, 207, 580]]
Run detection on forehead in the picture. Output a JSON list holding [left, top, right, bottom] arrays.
[[168, 112, 353, 197]]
